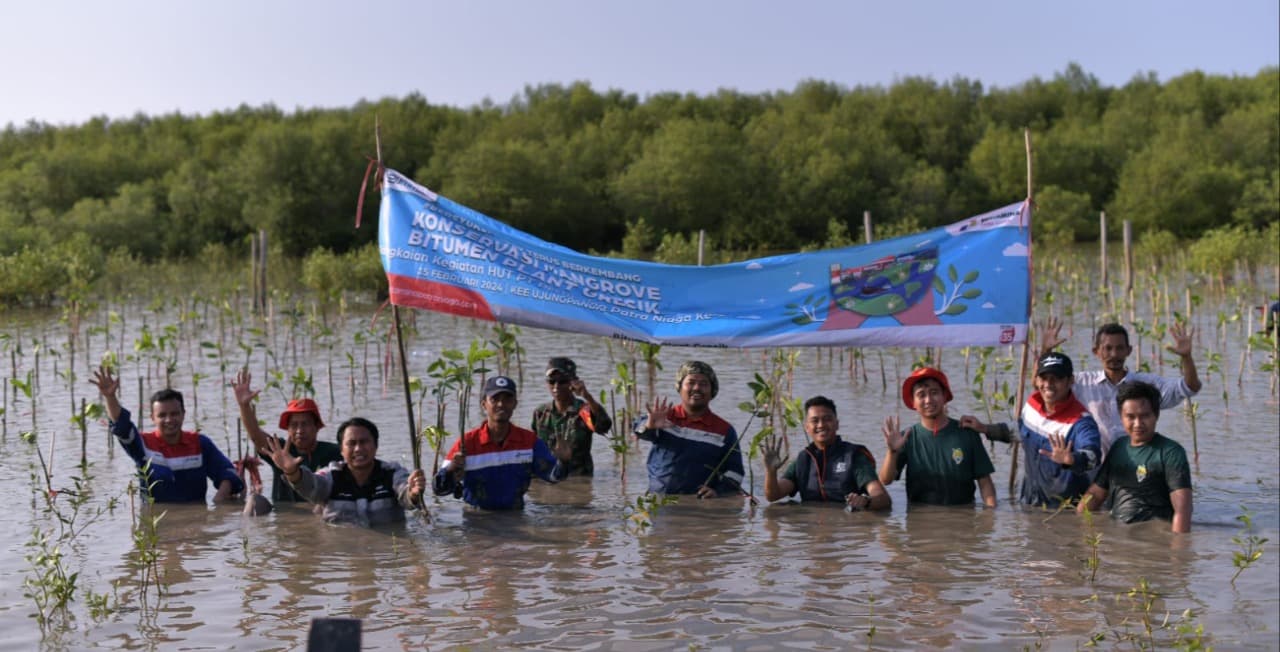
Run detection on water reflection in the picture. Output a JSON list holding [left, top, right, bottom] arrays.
[[3, 299, 1278, 649]]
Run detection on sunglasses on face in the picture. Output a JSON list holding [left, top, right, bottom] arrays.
[[547, 376, 572, 385]]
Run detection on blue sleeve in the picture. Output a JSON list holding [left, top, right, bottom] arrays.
[[714, 427, 745, 494], [532, 439, 567, 483], [1069, 418, 1102, 473], [109, 407, 148, 466], [632, 415, 660, 443], [201, 436, 245, 494]]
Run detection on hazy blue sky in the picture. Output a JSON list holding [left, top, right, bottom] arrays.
[[2, 0, 1276, 127]]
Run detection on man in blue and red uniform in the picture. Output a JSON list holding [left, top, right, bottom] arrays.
[[434, 375, 570, 510], [90, 366, 243, 503], [633, 361, 744, 498], [962, 352, 1102, 508]]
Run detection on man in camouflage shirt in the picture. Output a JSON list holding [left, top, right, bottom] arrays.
[[530, 357, 613, 476]]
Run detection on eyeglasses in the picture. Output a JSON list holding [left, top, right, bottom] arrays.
[[547, 377, 572, 385]]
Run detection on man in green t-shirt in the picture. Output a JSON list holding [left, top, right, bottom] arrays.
[[232, 369, 342, 503], [761, 395, 890, 510], [530, 357, 613, 476], [1078, 381, 1193, 533], [879, 367, 997, 507]]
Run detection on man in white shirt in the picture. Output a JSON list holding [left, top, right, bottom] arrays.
[[1041, 319, 1200, 454]]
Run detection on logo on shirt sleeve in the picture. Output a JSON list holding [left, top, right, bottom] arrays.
[[952, 448, 964, 465]]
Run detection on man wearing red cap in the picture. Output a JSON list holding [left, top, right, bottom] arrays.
[[232, 369, 341, 503], [878, 367, 997, 507]]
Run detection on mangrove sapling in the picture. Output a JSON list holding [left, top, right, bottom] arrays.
[[1078, 495, 1102, 583], [1230, 508, 1267, 587], [608, 362, 640, 486], [488, 323, 525, 383], [637, 342, 662, 401], [22, 526, 78, 630], [1182, 401, 1201, 465], [624, 492, 678, 533]]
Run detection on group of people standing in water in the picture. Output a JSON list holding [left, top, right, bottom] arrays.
[[90, 319, 1201, 533]]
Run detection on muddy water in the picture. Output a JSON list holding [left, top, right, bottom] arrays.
[[1, 297, 1277, 650]]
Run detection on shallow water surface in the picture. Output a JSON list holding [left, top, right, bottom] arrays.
[[1, 300, 1277, 650]]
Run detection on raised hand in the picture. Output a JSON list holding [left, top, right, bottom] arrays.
[[570, 378, 589, 398], [1167, 322, 1194, 357], [262, 433, 302, 478], [762, 435, 788, 471], [644, 397, 673, 430], [89, 365, 119, 398], [1037, 316, 1066, 356], [231, 368, 260, 406], [550, 434, 574, 463], [1038, 432, 1075, 466], [882, 415, 908, 453]]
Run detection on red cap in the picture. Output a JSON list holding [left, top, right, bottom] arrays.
[[278, 398, 324, 430], [901, 367, 953, 409]]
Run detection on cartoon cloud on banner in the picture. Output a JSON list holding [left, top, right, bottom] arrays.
[[377, 168, 1030, 348]]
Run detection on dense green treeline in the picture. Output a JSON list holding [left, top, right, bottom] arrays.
[[0, 63, 1276, 305]]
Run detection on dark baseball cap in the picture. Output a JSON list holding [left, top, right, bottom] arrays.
[[483, 375, 517, 398], [545, 357, 577, 378], [1036, 352, 1074, 378]]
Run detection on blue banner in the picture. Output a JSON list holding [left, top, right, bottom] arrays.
[[378, 168, 1031, 348]]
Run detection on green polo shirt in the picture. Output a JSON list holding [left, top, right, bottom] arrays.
[[1095, 433, 1191, 523], [893, 418, 994, 505]]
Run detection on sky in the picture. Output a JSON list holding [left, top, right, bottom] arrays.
[[2, 0, 1277, 128]]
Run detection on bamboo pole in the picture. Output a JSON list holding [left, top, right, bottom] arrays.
[[1099, 211, 1107, 289], [1123, 220, 1134, 325], [1009, 128, 1036, 496], [863, 210, 873, 244], [378, 118, 429, 520]]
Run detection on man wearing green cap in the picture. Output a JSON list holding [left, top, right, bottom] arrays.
[[633, 360, 744, 498], [531, 357, 613, 476]]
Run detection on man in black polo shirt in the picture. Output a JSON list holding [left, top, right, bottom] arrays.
[[762, 395, 890, 510]]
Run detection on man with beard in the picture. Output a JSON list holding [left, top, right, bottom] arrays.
[[1041, 319, 1200, 455], [962, 352, 1102, 508], [1077, 381, 1193, 533], [762, 395, 890, 510], [434, 376, 571, 510], [634, 361, 745, 498]]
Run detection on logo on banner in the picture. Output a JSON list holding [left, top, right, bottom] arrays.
[[1000, 326, 1016, 344]]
